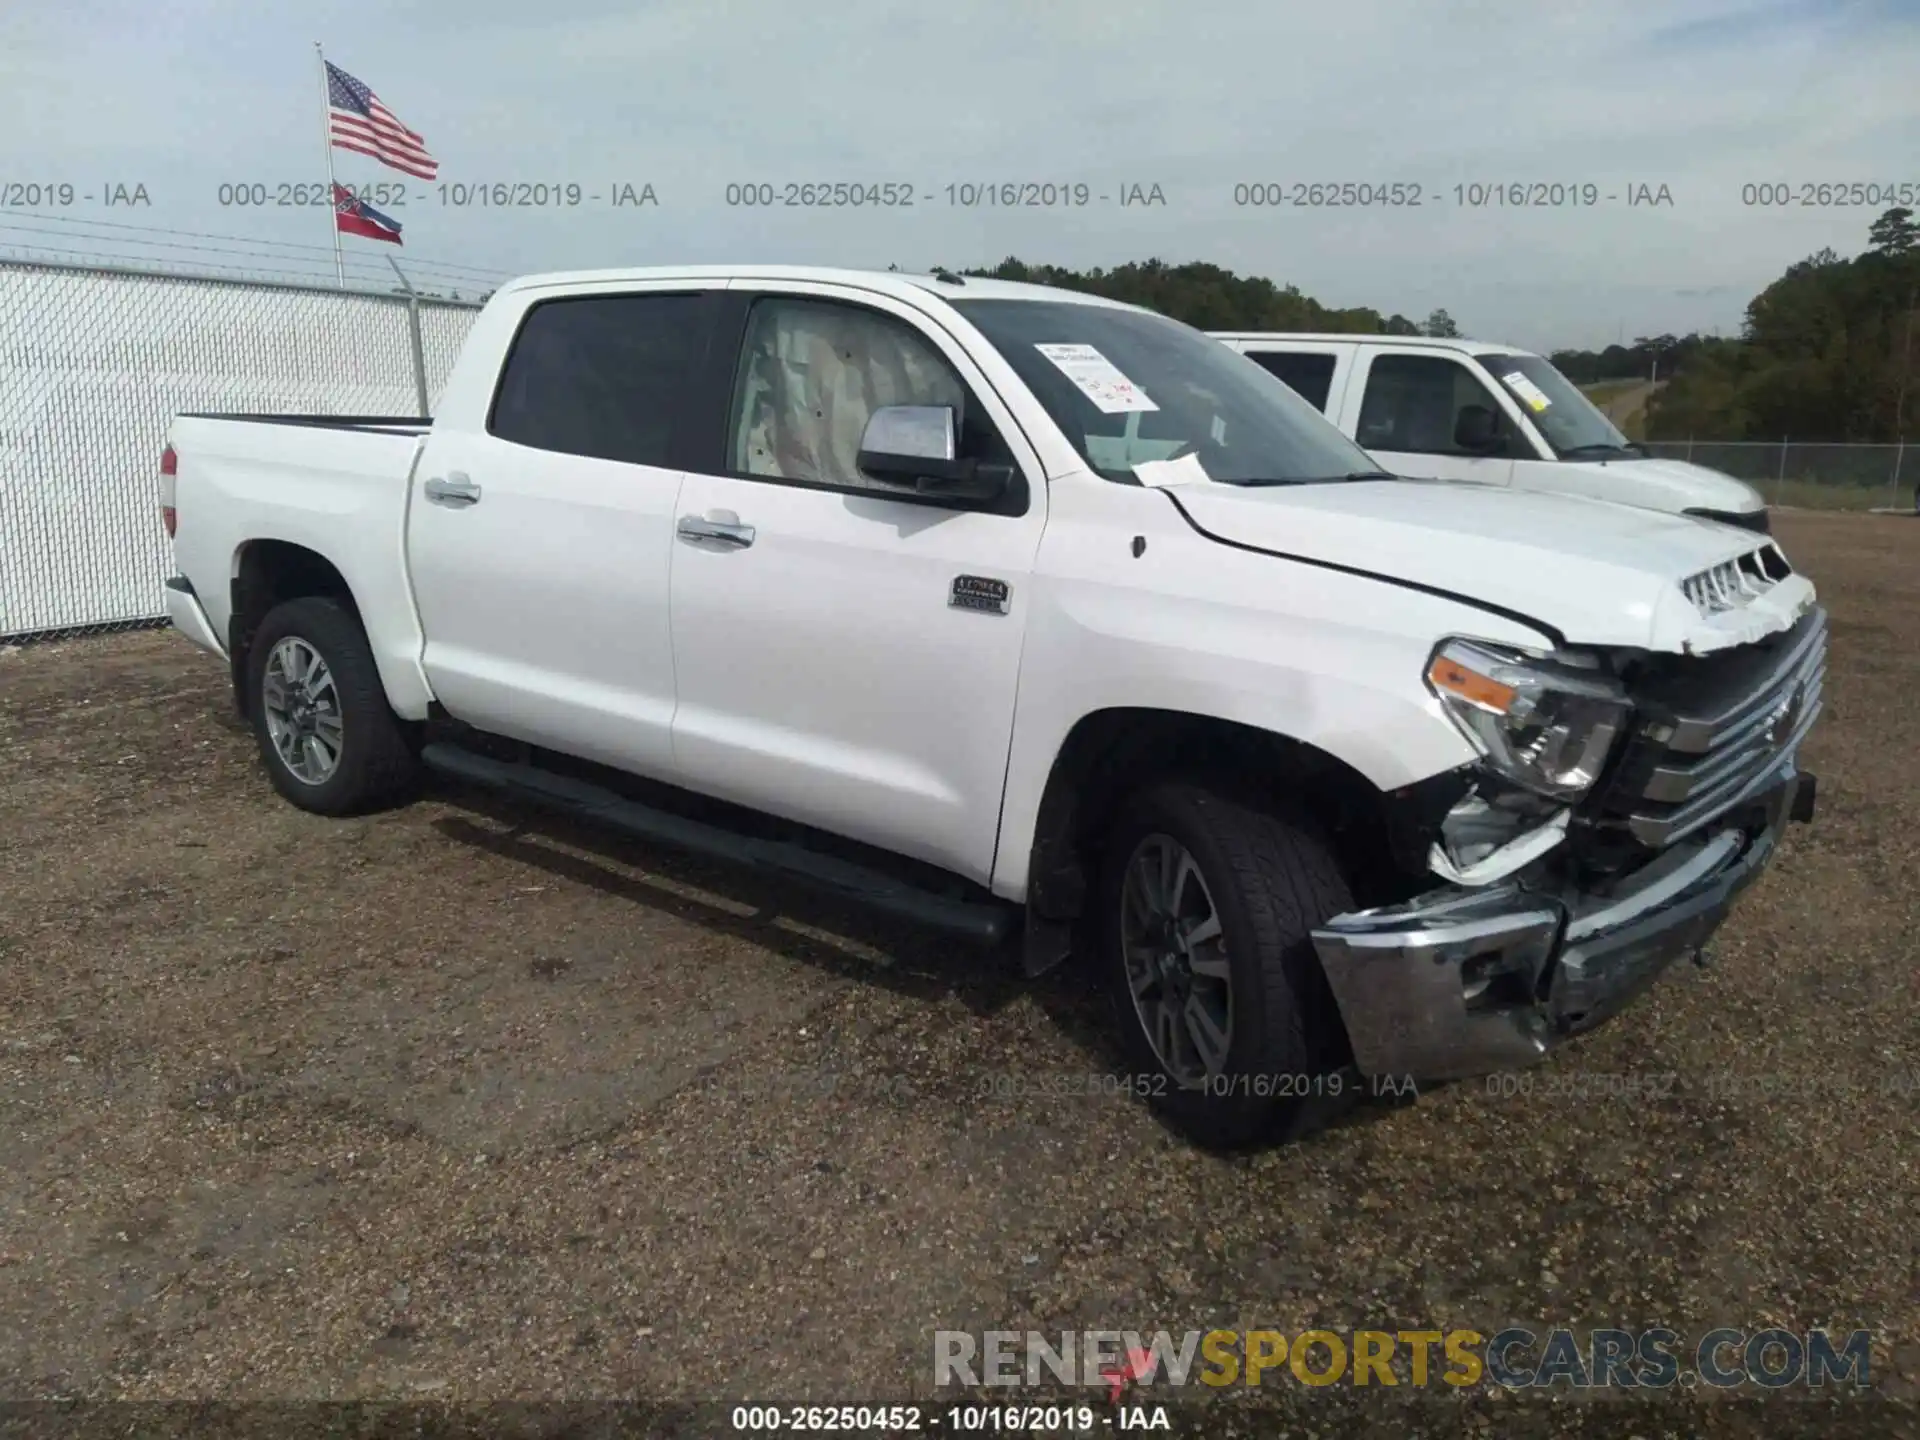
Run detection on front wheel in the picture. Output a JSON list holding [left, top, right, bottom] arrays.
[[246, 596, 419, 815], [1097, 781, 1354, 1149]]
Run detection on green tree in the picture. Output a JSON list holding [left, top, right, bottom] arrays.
[[959, 257, 1429, 335], [1642, 337, 1756, 439], [1868, 207, 1917, 255], [1641, 216, 1920, 442], [1424, 308, 1460, 338]]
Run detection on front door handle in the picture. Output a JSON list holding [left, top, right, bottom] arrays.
[[424, 473, 482, 506], [676, 513, 756, 547]]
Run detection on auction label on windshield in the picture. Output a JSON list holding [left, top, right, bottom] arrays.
[[1034, 343, 1159, 413], [1500, 370, 1553, 412]]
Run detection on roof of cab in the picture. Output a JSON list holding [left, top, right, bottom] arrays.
[[1210, 331, 1536, 358], [498, 264, 1151, 312]]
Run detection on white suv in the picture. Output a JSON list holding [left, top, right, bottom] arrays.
[[1212, 333, 1768, 532]]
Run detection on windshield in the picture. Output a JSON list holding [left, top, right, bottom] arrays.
[[1472, 353, 1639, 459], [950, 298, 1385, 485]]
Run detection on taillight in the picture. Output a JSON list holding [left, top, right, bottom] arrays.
[[160, 444, 178, 538]]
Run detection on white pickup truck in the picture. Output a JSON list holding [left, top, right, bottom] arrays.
[[1210, 332, 1770, 531], [160, 265, 1824, 1148]]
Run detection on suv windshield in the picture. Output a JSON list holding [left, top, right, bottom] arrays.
[[950, 298, 1385, 485], [1472, 353, 1642, 460]]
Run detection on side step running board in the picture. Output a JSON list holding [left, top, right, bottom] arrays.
[[420, 743, 1019, 945]]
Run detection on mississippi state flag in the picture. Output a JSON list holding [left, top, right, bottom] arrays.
[[333, 184, 402, 244]]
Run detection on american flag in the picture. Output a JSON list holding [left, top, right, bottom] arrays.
[[325, 60, 438, 180]]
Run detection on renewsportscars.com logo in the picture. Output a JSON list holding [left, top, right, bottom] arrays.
[[934, 1327, 1874, 1396]]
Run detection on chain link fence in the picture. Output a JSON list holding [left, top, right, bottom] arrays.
[[1641, 440, 1913, 512], [0, 258, 481, 641]]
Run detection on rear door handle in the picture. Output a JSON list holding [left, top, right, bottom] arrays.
[[676, 513, 755, 547], [424, 473, 482, 506]]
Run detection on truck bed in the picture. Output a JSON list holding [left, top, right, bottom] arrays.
[[176, 413, 432, 434], [166, 412, 435, 718]]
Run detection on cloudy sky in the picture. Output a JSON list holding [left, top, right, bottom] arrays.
[[2, 0, 1916, 351]]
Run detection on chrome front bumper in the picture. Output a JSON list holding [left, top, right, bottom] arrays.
[[1311, 766, 1813, 1081]]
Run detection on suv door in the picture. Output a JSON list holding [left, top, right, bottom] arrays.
[[406, 285, 721, 775], [666, 283, 1047, 884], [1341, 349, 1529, 486]]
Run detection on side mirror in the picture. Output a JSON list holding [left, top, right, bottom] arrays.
[[1453, 404, 1502, 453], [860, 404, 956, 464], [857, 405, 1012, 502]]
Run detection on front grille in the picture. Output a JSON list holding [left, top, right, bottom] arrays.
[[1596, 606, 1827, 848], [1678, 542, 1793, 615]]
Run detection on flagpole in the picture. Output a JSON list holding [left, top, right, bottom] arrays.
[[315, 41, 344, 288]]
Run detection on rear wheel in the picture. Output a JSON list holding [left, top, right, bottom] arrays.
[[1097, 780, 1354, 1149], [246, 596, 418, 815]]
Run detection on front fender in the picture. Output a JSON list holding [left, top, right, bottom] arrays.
[[990, 487, 1542, 901]]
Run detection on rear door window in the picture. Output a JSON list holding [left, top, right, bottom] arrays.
[[489, 292, 716, 466], [1244, 350, 1338, 412]]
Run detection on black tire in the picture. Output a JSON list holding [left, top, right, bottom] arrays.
[[245, 596, 419, 816], [1097, 780, 1354, 1150]]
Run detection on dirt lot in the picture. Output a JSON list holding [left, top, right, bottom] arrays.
[[1, 511, 1916, 1434]]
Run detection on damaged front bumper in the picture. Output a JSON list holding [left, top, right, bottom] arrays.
[[1310, 766, 1816, 1081]]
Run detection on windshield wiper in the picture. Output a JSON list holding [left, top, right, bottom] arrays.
[[1559, 443, 1640, 461]]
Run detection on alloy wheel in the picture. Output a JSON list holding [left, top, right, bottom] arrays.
[[261, 636, 344, 785], [1119, 833, 1234, 1086]]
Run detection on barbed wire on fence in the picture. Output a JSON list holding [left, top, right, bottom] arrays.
[[0, 209, 514, 299]]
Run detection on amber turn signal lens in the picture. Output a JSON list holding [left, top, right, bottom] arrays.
[[1429, 655, 1517, 713]]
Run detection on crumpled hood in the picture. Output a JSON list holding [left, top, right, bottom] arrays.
[[1167, 477, 1815, 654]]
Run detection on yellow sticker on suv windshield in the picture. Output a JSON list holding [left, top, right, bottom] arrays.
[[1501, 371, 1553, 412]]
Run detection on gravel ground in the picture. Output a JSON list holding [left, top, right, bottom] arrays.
[[0, 511, 1915, 1436]]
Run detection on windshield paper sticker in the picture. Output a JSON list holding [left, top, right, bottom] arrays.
[[1132, 453, 1213, 489], [1501, 371, 1553, 412], [1035, 343, 1159, 413]]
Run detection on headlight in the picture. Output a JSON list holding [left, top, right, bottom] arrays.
[[1425, 639, 1630, 801]]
